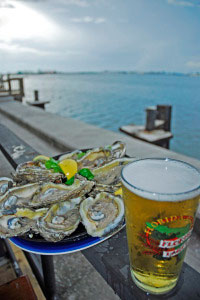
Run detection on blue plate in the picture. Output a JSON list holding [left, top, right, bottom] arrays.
[[9, 224, 125, 255]]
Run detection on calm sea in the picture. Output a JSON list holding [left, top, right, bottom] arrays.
[[23, 73, 200, 160]]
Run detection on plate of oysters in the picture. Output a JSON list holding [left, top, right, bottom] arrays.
[[0, 141, 134, 254]]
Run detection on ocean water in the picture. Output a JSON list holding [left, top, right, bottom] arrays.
[[23, 73, 200, 160]]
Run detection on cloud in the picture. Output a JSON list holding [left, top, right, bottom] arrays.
[[0, 1, 15, 8], [167, 0, 195, 7], [95, 18, 106, 24], [70, 16, 106, 24], [186, 60, 200, 68], [0, 42, 50, 55]]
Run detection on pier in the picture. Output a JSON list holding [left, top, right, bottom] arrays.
[[120, 105, 173, 149], [0, 76, 49, 109], [0, 75, 24, 102], [26, 90, 50, 109]]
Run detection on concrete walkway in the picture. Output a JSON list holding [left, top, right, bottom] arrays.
[[0, 100, 200, 298]]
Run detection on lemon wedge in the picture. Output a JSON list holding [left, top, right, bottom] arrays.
[[114, 187, 122, 196], [33, 155, 50, 163], [58, 159, 78, 180]]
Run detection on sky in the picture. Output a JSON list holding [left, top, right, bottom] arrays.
[[0, 0, 200, 73]]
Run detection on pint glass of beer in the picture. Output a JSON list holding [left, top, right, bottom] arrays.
[[121, 158, 200, 294]]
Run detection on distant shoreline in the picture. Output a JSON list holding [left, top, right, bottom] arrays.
[[3, 71, 200, 77]]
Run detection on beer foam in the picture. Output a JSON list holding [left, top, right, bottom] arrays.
[[121, 158, 200, 201]]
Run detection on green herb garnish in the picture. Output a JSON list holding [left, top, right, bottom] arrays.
[[78, 168, 94, 180], [65, 176, 75, 185], [77, 152, 86, 159], [45, 158, 62, 173]]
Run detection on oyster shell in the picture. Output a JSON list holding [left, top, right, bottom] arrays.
[[37, 198, 82, 242], [59, 150, 83, 161], [0, 183, 41, 210], [0, 214, 34, 238], [0, 180, 94, 209], [80, 192, 124, 237], [0, 177, 14, 196], [92, 158, 134, 185], [77, 141, 126, 169], [12, 161, 64, 184], [105, 141, 126, 159], [0, 207, 48, 238], [88, 183, 121, 198]]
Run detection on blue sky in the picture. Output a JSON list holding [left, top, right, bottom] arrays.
[[0, 0, 200, 73]]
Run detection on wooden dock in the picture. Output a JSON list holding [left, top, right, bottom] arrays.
[[0, 75, 24, 102], [26, 90, 50, 109], [120, 105, 173, 149], [0, 76, 49, 109]]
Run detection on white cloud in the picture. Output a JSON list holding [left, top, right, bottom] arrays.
[[0, 1, 62, 42], [186, 60, 200, 68], [167, 0, 195, 7], [0, 42, 49, 55], [70, 16, 106, 23], [95, 18, 106, 24], [0, 1, 15, 8]]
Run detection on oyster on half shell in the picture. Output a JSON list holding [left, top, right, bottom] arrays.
[[92, 157, 134, 185], [77, 141, 126, 169], [80, 192, 124, 237], [12, 161, 64, 184], [37, 198, 82, 242], [0, 207, 48, 238], [0, 214, 34, 238], [0, 180, 94, 209]]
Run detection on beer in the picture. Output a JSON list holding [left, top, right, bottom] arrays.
[[121, 158, 200, 294]]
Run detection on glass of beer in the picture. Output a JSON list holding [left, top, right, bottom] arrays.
[[121, 158, 200, 294]]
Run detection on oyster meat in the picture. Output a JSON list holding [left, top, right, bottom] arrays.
[[37, 198, 82, 242], [80, 192, 124, 237], [0, 177, 14, 196], [12, 161, 64, 184]]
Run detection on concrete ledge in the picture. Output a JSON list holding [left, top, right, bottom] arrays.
[[0, 101, 200, 166], [0, 100, 199, 233]]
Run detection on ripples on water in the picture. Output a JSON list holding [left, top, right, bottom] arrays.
[[24, 73, 200, 160]]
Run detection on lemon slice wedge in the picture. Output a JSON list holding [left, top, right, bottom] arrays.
[[114, 187, 122, 196], [58, 159, 78, 180]]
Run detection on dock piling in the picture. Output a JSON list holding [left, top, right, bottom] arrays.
[[145, 106, 157, 131], [157, 105, 172, 131], [26, 90, 50, 109], [34, 90, 39, 101]]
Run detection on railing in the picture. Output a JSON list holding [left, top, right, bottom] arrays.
[[0, 76, 24, 101]]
